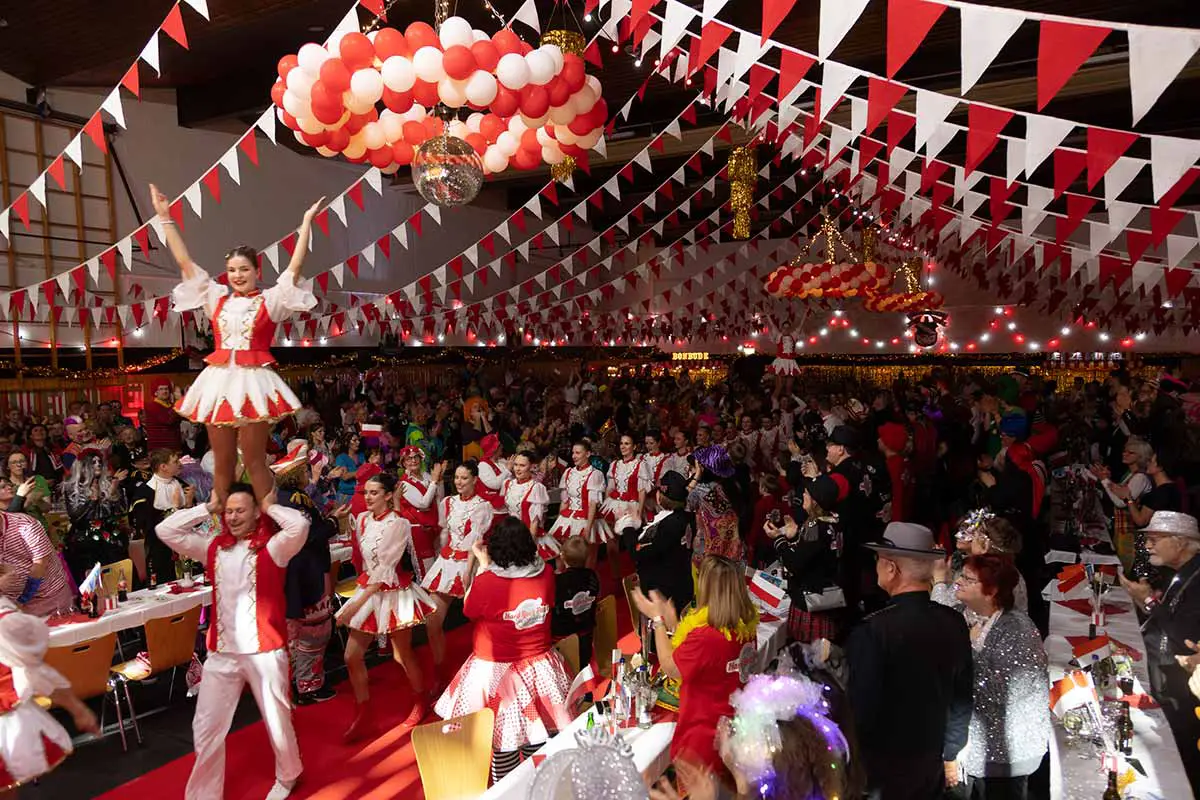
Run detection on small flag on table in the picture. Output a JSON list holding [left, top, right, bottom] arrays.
[[1049, 670, 1098, 717], [1057, 563, 1087, 593], [746, 570, 788, 614], [1070, 635, 1112, 664], [360, 422, 383, 444]]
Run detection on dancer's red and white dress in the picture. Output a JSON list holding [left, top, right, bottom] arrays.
[[0, 598, 75, 791], [337, 510, 437, 634], [643, 451, 670, 489], [547, 465, 613, 544], [172, 271, 317, 426], [601, 456, 650, 533], [758, 424, 781, 469], [502, 477, 556, 560], [768, 334, 800, 376], [421, 494, 493, 597], [396, 471, 441, 564], [477, 459, 511, 518], [434, 560, 571, 750]]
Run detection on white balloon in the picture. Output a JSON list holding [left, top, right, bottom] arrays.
[[483, 147, 509, 173], [542, 144, 565, 165], [282, 90, 310, 118], [506, 115, 529, 134], [286, 67, 315, 100], [536, 127, 554, 145], [438, 77, 468, 108], [525, 50, 555, 86], [381, 163, 401, 175], [448, 120, 469, 140], [402, 105, 427, 122], [495, 131, 519, 157], [293, 129, 307, 144], [572, 87, 598, 115], [585, 75, 602, 96], [577, 129, 601, 149], [496, 52, 531, 91], [316, 145, 337, 157], [326, 32, 348, 58], [548, 104, 575, 125], [344, 136, 367, 160], [350, 69, 384, 105], [472, 29, 490, 43], [541, 44, 564, 74], [465, 112, 484, 133], [438, 16, 474, 49], [366, 30, 378, 43], [343, 91, 375, 115], [381, 114, 405, 143], [463, 70, 498, 107], [520, 112, 548, 128], [413, 46, 446, 83], [362, 121, 386, 150], [554, 125, 578, 145], [381, 56, 416, 92], [298, 43, 330, 78], [297, 115, 325, 135]]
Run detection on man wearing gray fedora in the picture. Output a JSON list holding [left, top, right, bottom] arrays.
[[846, 522, 974, 799]]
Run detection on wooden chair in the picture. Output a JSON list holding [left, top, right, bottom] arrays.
[[553, 633, 581, 677], [42, 633, 137, 750], [621, 574, 643, 636], [111, 606, 201, 706], [411, 709, 495, 800], [100, 559, 134, 597], [593, 595, 618, 676]]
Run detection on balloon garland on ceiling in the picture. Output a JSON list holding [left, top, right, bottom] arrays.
[[272, 0, 607, 207]]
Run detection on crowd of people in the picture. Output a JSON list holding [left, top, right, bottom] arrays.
[[3, 355, 1200, 800]]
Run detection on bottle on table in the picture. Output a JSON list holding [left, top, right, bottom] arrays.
[[117, 569, 129, 602], [148, 569, 158, 590], [1102, 770, 1120, 800], [1118, 702, 1133, 755]]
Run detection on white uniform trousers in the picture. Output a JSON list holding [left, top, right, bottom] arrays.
[[186, 649, 302, 800]]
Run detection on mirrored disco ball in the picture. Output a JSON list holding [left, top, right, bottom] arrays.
[[412, 135, 484, 208]]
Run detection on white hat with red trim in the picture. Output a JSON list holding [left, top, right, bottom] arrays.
[[270, 439, 309, 475]]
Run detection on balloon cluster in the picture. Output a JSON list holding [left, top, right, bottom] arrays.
[[862, 289, 945, 312], [272, 18, 607, 175], [764, 261, 891, 299]]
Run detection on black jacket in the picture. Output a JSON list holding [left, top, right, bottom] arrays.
[[279, 489, 336, 618], [846, 591, 973, 790], [552, 567, 601, 638], [1143, 555, 1200, 726], [772, 516, 842, 608], [633, 509, 696, 610]]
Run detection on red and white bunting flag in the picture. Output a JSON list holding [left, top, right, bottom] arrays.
[[819, 0, 870, 60], [1024, 114, 1074, 177], [965, 105, 1013, 176], [913, 89, 957, 152], [1085, 127, 1138, 190], [820, 61, 858, 122], [1036, 19, 1111, 111], [886, 0, 945, 78], [1104, 157, 1143, 206], [959, 4, 1024, 94], [1128, 28, 1200, 125], [1150, 135, 1200, 203]]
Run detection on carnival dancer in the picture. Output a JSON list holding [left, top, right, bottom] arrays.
[[156, 483, 310, 800], [0, 597, 99, 795], [547, 440, 613, 569], [435, 517, 572, 783], [768, 333, 801, 376], [420, 463, 494, 673], [151, 183, 322, 511], [336, 473, 438, 741], [502, 450, 555, 562], [476, 433, 511, 518], [395, 445, 445, 569], [642, 429, 670, 493], [602, 434, 650, 570]]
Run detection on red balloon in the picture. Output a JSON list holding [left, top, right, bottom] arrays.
[[470, 39, 500, 72], [280, 110, 300, 130], [479, 114, 506, 143], [368, 147, 393, 168], [546, 77, 571, 107], [512, 147, 539, 170], [270, 81, 287, 108], [339, 33, 376, 70], [309, 81, 344, 124], [422, 116, 444, 138], [373, 27, 411, 59], [382, 87, 414, 113], [346, 151, 368, 164], [411, 79, 440, 108], [405, 21, 440, 51], [442, 46, 476, 81], [300, 130, 330, 148], [568, 115, 593, 136], [465, 133, 487, 155], [518, 40, 533, 55], [492, 29, 522, 56], [559, 142, 585, 157], [319, 57, 352, 94], [519, 128, 540, 153], [327, 127, 351, 152], [561, 54, 586, 92], [392, 141, 415, 165], [345, 110, 375, 134], [519, 85, 549, 118], [491, 85, 519, 117], [403, 120, 427, 145], [277, 54, 299, 81]]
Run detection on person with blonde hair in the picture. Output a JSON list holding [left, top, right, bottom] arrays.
[[633, 555, 759, 771]]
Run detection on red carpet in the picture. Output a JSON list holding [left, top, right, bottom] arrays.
[[96, 560, 635, 800]]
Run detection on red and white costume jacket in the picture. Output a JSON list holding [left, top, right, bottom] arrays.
[[396, 471, 442, 562], [758, 425, 781, 468], [663, 450, 692, 479], [172, 271, 316, 426], [601, 456, 650, 531], [477, 459, 511, 515], [336, 510, 435, 634], [642, 452, 670, 488], [0, 599, 75, 791], [548, 465, 614, 544], [156, 504, 309, 654], [503, 477, 557, 560], [768, 334, 801, 376], [420, 493, 493, 598]]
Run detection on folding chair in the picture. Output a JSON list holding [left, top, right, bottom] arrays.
[[111, 605, 201, 711], [411, 709, 495, 800], [42, 633, 137, 750]]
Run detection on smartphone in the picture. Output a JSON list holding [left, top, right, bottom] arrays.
[[767, 509, 783, 526]]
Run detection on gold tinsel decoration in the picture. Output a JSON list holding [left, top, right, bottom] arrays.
[[861, 226, 879, 264], [895, 257, 922, 294], [541, 30, 586, 184], [727, 145, 757, 239]]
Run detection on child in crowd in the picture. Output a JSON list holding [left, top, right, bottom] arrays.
[[551, 536, 600, 665]]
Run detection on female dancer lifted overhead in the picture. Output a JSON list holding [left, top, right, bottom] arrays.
[[150, 184, 322, 510]]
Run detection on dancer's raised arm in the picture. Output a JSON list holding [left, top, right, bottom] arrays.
[[285, 197, 325, 281], [149, 183, 200, 281]]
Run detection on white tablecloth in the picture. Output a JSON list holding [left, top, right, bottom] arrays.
[[1043, 581, 1192, 799], [49, 584, 213, 647]]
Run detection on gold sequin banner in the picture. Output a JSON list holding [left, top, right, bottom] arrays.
[[727, 145, 757, 239]]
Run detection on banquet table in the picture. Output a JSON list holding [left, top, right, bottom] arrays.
[[1042, 578, 1192, 799], [48, 583, 213, 647]]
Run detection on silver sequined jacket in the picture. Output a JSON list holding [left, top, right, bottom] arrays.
[[961, 609, 1050, 778]]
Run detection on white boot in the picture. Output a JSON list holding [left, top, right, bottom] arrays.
[[265, 777, 299, 800]]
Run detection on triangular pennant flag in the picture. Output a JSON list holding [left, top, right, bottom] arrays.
[[1053, 147, 1087, 199], [959, 4, 1024, 94], [660, 1, 696, 58], [1086, 127, 1137, 190], [64, 135, 83, 169], [914, 90, 957, 151], [965, 105, 1014, 176], [1150, 135, 1200, 203], [181, 0, 210, 19], [183, 181, 203, 218], [777, 50, 816, 105], [1037, 20, 1111, 111], [865, 78, 907, 137], [101, 89, 126, 128], [1166, 235, 1196, 268], [28, 175, 46, 209], [121, 64, 141, 98], [82, 114, 107, 153], [46, 155, 66, 190], [201, 167, 221, 203], [887, 110, 917, 156], [140, 31, 161, 75], [887, 0, 946, 78], [1024, 114, 1073, 177], [510, 0, 540, 30], [1006, 137, 1026, 185], [256, 107, 277, 144], [762, 0, 800, 46], [219, 148, 241, 185], [1104, 156, 1143, 207], [161, 4, 190, 49], [1128, 28, 1200, 125], [1106, 200, 1139, 245], [238, 131, 259, 166], [820, 61, 858, 122], [819, 0, 871, 61]]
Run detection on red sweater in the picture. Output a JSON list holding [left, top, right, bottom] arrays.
[[465, 564, 555, 662], [143, 398, 182, 451]]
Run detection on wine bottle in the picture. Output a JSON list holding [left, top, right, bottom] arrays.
[[1118, 702, 1133, 755], [117, 569, 128, 602], [1102, 770, 1120, 800]]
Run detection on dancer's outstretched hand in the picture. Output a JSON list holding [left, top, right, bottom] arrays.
[[303, 197, 325, 223], [149, 183, 171, 218]]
